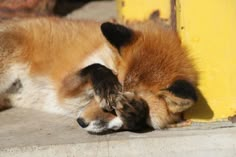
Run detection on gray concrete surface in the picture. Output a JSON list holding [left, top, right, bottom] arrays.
[[0, 108, 236, 157], [66, 1, 117, 22]]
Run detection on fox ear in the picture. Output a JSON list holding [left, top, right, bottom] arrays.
[[158, 80, 197, 113], [101, 22, 133, 50]]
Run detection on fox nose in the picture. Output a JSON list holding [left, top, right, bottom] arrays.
[[77, 118, 89, 128]]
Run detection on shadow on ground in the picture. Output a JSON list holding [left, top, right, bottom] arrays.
[[184, 89, 214, 120]]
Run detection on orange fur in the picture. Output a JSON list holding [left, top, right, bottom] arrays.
[[120, 21, 198, 90], [79, 21, 198, 130], [0, 17, 198, 132]]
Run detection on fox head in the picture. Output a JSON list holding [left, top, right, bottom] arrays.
[[74, 21, 198, 133]]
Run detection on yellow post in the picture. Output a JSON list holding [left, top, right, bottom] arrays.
[[116, 0, 236, 121], [116, 0, 171, 22], [176, 0, 236, 121]]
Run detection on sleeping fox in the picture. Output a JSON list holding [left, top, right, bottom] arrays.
[[0, 17, 198, 133]]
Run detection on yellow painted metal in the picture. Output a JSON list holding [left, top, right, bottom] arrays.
[[116, 0, 171, 22], [116, 0, 236, 121], [177, 0, 236, 121]]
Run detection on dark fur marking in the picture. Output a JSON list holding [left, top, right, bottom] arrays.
[[79, 64, 122, 109], [0, 98, 12, 111], [6, 79, 22, 94], [167, 80, 197, 101], [117, 95, 149, 131], [101, 22, 133, 51]]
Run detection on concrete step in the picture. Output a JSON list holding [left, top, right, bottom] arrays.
[[0, 108, 236, 157], [66, 1, 117, 22]]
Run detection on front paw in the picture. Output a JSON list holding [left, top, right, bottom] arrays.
[[94, 78, 122, 111], [79, 63, 122, 111], [113, 92, 149, 130]]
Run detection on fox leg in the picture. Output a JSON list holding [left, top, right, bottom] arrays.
[[77, 63, 122, 111], [167, 119, 192, 128]]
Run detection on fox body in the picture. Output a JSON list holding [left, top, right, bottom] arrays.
[[0, 17, 198, 133]]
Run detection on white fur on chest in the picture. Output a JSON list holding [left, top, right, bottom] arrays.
[[4, 64, 89, 117], [2, 45, 116, 116], [5, 64, 64, 114]]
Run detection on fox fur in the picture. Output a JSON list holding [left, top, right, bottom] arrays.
[[0, 17, 198, 133]]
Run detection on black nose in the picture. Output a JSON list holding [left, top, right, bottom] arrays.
[[77, 118, 89, 128]]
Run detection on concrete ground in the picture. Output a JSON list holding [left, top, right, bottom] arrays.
[[0, 108, 236, 157], [1, 1, 236, 157], [66, 0, 117, 22]]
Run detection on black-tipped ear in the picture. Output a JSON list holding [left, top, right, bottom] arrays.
[[101, 22, 133, 50]]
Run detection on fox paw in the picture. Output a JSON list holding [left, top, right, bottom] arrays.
[[113, 92, 149, 130], [94, 75, 122, 111]]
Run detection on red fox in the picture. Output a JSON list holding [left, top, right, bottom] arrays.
[[0, 17, 198, 133]]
